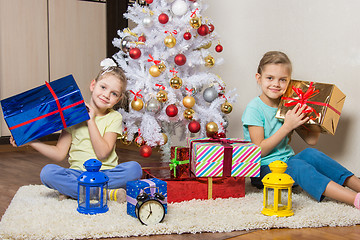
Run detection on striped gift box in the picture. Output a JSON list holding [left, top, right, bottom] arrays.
[[188, 138, 261, 178]]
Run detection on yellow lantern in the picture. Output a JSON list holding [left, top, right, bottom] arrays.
[[261, 160, 294, 217]]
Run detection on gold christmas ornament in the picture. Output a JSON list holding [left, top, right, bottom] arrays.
[[201, 41, 212, 49], [156, 90, 168, 102], [164, 34, 176, 48], [162, 133, 168, 145], [221, 101, 233, 114], [205, 55, 215, 67], [206, 122, 218, 134], [134, 135, 145, 147], [170, 76, 183, 89], [190, 15, 201, 29], [183, 95, 195, 108], [121, 134, 132, 145], [184, 108, 195, 120], [131, 98, 144, 111], [149, 65, 161, 77], [158, 62, 166, 72]]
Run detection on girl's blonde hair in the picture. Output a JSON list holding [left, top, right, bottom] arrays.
[[257, 51, 292, 75], [95, 66, 128, 110]]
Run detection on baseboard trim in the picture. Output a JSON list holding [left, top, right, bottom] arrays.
[[0, 134, 61, 145]]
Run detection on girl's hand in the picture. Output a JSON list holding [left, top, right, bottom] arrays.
[[9, 136, 17, 147], [85, 102, 95, 120], [283, 103, 310, 132], [10, 136, 38, 147]]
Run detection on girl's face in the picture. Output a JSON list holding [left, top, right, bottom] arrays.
[[256, 63, 291, 107], [90, 74, 122, 112]]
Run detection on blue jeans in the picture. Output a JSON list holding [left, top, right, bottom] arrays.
[[251, 148, 353, 201], [40, 161, 143, 199]]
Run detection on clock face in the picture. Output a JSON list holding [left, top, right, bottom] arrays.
[[137, 199, 165, 225]]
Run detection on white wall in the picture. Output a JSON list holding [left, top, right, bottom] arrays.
[[205, 0, 360, 175]]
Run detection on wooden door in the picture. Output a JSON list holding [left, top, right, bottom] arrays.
[[0, 0, 49, 136], [48, 0, 106, 103]]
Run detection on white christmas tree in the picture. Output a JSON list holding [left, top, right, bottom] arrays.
[[112, 0, 236, 159]]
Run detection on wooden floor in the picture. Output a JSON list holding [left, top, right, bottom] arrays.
[[1, 142, 360, 240]]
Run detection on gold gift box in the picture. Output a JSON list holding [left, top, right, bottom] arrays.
[[275, 80, 346, 135]]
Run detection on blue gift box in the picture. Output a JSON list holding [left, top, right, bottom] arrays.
[[126, 178, 167, 218], [0, 75, 90, 146]]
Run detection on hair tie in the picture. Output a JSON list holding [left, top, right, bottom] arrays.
[[100, 58, 117, 76], [100, 58, 117, 71]]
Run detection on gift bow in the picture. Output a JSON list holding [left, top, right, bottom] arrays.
[[169, 147, 189, 177], [281, 82, 342, 121], [281, 82, 320, 120]]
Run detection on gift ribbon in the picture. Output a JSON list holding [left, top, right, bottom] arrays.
[[9, 82, 84, 130], [169, 147, 189, 177], [281, 82, 341, 120], [189, 138, 250, 177], [126, 179, 167, 205], [208, 177, 213, 199]]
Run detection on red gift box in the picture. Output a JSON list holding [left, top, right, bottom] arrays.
[[143, 169, 245, 203], [170, 146, 190, 179], [166, 177, 245, 203], [170, 146, 189, 160]]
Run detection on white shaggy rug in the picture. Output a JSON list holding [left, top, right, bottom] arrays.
[[1, 184, 360, 240]]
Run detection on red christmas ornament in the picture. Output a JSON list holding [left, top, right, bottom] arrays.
[[217, 132, 226, 138], [158, 13, 169, 24], [174, 53, 186, 66], [145, 0, 153, 4], [183, 32, 192, 40], [206, 131, 217, 138], [166, 104, 178, 117], [129, 47, 141, 59], [188, 120, 201, 133], [140, 145, 152, 158], [189, 0, 196, 2], [138, 35, 146, 42], [215, 44, 223, 52], [208, 23, 215, 32], [197, 25, 209, 36]]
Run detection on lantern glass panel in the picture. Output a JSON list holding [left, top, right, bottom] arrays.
[[103, 184, 108, 204], [280, 189, 289, 209], [79, 185, 86, 208], [89, 186, 101, 208], [265, 188, 274, 208]]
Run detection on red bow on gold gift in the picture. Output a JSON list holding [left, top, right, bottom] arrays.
[[281, 82, 341, 121], [281, 82, 320, 120]]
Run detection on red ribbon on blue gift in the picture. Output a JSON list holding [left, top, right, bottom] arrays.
[[9, 82, 84, 130], [281, 82, 341, 120]]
